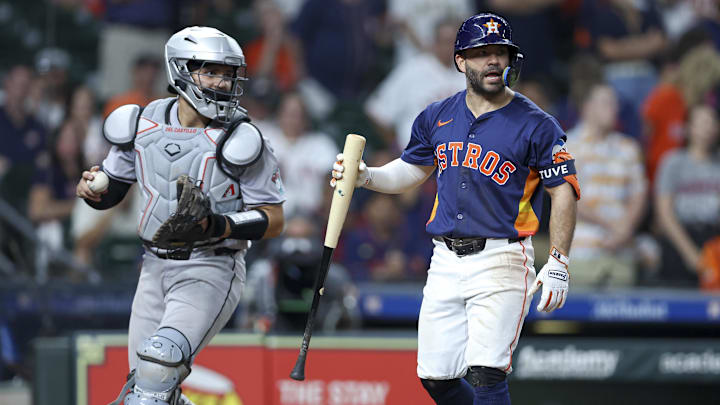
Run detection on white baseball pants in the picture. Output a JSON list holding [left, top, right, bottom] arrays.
[[417, 237, 535, 379]]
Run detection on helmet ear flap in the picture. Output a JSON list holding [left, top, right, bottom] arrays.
[[503, 52, 524, 87]]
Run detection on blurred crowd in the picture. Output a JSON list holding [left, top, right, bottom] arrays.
[[1, 0, 720, 341]]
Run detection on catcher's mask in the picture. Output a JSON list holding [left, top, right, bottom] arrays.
[[454, 13, 524, 87], [165, 26, 248, 124]]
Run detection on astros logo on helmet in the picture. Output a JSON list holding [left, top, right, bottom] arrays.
[[454, 13, 524, 86]]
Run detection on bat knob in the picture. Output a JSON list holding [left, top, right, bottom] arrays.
[[290, 355, 307, 381], [290, 368, 306, 381]]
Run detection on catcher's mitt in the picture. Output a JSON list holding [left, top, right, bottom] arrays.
[[152, 175, 212, 249]]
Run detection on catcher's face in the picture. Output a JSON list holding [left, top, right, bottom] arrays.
[[191, 63, 237, 92]]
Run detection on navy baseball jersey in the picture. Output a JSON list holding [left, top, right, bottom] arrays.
[[401, 90, 580, 238]]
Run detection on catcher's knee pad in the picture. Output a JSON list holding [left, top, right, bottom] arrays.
[[467, 366, 507, 387], [124, 328, 191, 405], [420, 378, 462, 400]]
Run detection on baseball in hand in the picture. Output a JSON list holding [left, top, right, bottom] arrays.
[[87, 171, 109, 193]]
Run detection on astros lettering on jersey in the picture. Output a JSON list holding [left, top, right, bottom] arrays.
[[401, 90, 580, 239]]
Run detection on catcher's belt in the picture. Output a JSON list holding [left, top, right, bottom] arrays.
[[142, 241, 239, 260]]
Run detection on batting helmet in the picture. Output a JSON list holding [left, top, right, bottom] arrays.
[[454, 13, 524, 87], [165, 26, 248, 124]]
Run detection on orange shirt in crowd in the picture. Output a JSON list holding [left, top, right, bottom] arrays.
[[103, 90, 157, 118], [244, 38, 298, 92], [642, 84, 686, 187]]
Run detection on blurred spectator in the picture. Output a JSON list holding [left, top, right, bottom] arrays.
[[102, 54, 161, 117], [699, 235, 720, 290], [567, 84, 648, 287], [240, 84, 280, 125], [97, 0, 175, 99], [365, 18, 465, 151], [257, 92, 338, 218], [66, 86, 105, 167], [186, 0, 257, 47], [241, 216, 358, 332], [29, 47, 72, 133], [28, 120, 83, 225], [0, 65, 50, 277], [387, 0, 472, 65], [690, 0, 720, 50], [643, 43, 720, 186], [654, 104, 720, 286], [658, 0, 701, 40], [652, 26, 713, 85], [70, 185, 142, 275], [483, 0, 567, 81], [244, 1, 300, 94], [272, 0, 305, 20], [291, 0, 387, 100], [0, 1, 100, 84], [515, 77, 555, 115], [29, 119, 85, 280], [0, 65, 49, 215], [337, 193, 428, 282], [576, 0, 667, 128], [555, 53, 605, 131]]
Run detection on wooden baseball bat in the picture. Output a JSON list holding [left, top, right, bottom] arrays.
[[290, 134, 366, 381]]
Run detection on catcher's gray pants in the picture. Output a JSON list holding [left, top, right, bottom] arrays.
[[127, 249, 246, 370]]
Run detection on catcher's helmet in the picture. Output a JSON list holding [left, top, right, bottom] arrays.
[[454, 13, 524, 87], [165, 26, 248, 124]]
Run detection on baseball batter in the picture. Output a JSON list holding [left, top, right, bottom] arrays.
[[76, 27, 285, 405], [332, 13, 580, 404]]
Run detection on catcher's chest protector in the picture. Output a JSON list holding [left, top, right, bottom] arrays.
[[133, 98, 244, 242]]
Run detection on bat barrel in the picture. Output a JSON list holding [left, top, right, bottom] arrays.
[[324, 134, 366, 248]]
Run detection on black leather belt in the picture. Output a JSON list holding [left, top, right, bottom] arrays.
[[143, 242, 239, 260], [434, 236, 525, 257]]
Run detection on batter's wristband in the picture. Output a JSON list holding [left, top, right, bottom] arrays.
[[550, 246, 569, 267], [225, 209, 269, 240]]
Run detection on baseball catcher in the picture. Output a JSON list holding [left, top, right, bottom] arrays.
[[76, 26, 285, 405]]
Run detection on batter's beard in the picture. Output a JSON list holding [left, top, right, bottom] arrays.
[[466, 65, 505, 98]]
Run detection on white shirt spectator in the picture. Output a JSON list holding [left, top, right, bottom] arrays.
[[389, 0, 472, 64], [365, 52, 465, 150], [256, 121, 338, 217]]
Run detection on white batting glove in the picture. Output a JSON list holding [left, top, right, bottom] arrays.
[[330, 153, 370, 188], [528, 247, 569, 313]]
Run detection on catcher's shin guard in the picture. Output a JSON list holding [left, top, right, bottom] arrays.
[[123, 328, 191, 405]]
